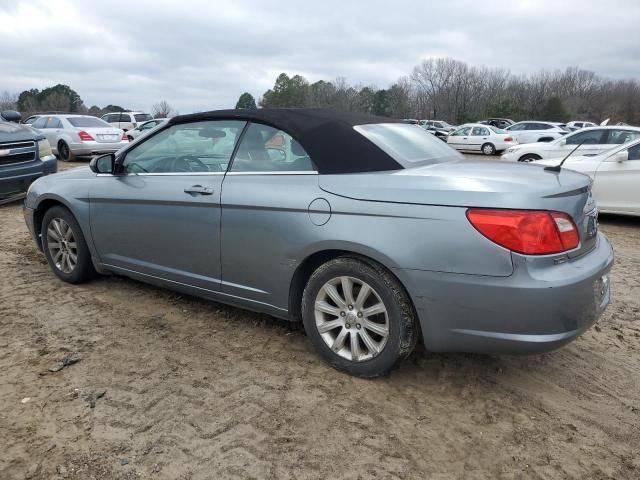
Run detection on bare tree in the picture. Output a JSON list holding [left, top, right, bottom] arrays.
[[151, 100, 177, 118], [0, 91, 18, 111]]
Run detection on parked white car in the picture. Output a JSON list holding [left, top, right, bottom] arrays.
[[504, 121, 568, 144], [501, 126, 640, 162], [31, 115, 128, 161], [567, 121, 597, 130], [126, 118, 169, 141], [535, 138, 640, 216], [101, 111, 153, 131], [446, 123, 517, 155]]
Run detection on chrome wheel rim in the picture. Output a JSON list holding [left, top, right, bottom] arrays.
[[46, 218, 77, 274], [314, 276, 389, 362], [483, 144, 494, 154]]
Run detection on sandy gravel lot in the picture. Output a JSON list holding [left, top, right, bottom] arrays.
[[1, 159, 639, 479]]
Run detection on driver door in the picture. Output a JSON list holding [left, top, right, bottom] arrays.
[[89, 120, 246, 291]]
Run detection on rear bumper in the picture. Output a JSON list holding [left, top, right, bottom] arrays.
[[398, 232, 614, 354], [68, 141, 128, 157], [0, 155, 57, 201]]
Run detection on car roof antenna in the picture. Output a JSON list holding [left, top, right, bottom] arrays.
[[544, 141, 585, 172]]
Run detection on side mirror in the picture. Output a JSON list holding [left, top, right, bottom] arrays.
[[1, 110, 22, 123], [613, 150, 629, 163], [90, 153, 115, 174], [559, 139, 567, 145]]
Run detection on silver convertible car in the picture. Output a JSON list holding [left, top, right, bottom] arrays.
[[24, 109, 613, 377]]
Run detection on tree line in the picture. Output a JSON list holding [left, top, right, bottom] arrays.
[[238, 58, 640, 124], [0, 84, 176, 119]]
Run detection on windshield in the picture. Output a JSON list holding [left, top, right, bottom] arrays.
[[67, 117, 111, 128], [354, 123, 463, 168], [135, 114, 153, 122]]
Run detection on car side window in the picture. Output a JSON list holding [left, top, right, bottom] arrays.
[[508, 123, 526, 131], [32, 117, 47, 129], [471, 127, 488, 136], [43, 117, 60, 129], [122, 120, 246, 174], [627, 143, 640, 161], [451, 127, 471, 136], [566, 129, 605, 145], [230, 123, 315, 172], [606, 129, 640, 145]]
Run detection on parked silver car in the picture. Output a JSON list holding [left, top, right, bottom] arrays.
[[23, 109, 613, 377], [31, 115, 129, 161]]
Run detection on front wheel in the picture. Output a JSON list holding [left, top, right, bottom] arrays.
[[42, 206, 96, 283], [301, 256, 418, 377]]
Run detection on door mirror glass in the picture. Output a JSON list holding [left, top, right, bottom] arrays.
[[90, 153, 115, 173]]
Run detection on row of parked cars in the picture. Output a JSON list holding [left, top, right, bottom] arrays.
[[20, 113, 169, 161]]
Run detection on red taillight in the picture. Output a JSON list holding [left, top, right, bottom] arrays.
[[466, 209, 579, 255], [122, 132, 128, 141], [78, 130, 94, 141], [504, 136, 513, 142]]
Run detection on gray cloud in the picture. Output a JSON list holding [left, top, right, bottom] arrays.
[[1, 0, 639, 113]]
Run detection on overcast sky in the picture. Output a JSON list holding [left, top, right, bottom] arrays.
[[1, 0, 639, 114]]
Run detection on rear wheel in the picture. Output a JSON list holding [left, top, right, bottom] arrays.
[[42, 206, 96, 283], [481, 143, 496, 155], [518, 153, 542, 162], [57, 141, 75, 162], [301, 256, 418, 377]]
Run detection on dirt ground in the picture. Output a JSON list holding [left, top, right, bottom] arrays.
[[1, 159, 639, 479]]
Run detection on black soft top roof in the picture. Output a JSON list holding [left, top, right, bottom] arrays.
[[169, 108, 403, 174]]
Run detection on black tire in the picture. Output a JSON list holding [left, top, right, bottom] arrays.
[[301, 256, 418, 377], [518, 153, 542, 162], [41, 206, 96, 283], [57, 141, 75, 162], [481, 142, 496, 155]]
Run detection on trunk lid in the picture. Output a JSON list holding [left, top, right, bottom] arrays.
[[319, 159, 598, 256]]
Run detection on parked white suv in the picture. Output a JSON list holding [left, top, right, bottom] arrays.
[[504, 121, 568, 144], [501, 126, 640, 162], [101, 111, 153, 131]]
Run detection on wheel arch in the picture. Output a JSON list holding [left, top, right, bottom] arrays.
[[32, 195, 80, 249], [287, 246, 417, 326]]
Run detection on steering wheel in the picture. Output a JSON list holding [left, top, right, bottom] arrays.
[[171, 155, 208, 172]]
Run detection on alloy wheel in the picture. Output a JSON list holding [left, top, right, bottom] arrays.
[[46, 218, 78, 274], [314, 276, 389, 362]]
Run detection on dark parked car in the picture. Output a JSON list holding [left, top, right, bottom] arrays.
[[479, 118, 515, 130], [24, 109, 613, 377], [419, 120, 456, 139], [0, 111, 57, 205]]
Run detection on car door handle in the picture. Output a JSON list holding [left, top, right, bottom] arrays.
[[184, 185, 214, 195]]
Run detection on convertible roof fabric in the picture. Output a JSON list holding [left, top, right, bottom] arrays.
[[169, 108, 403, 174]]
